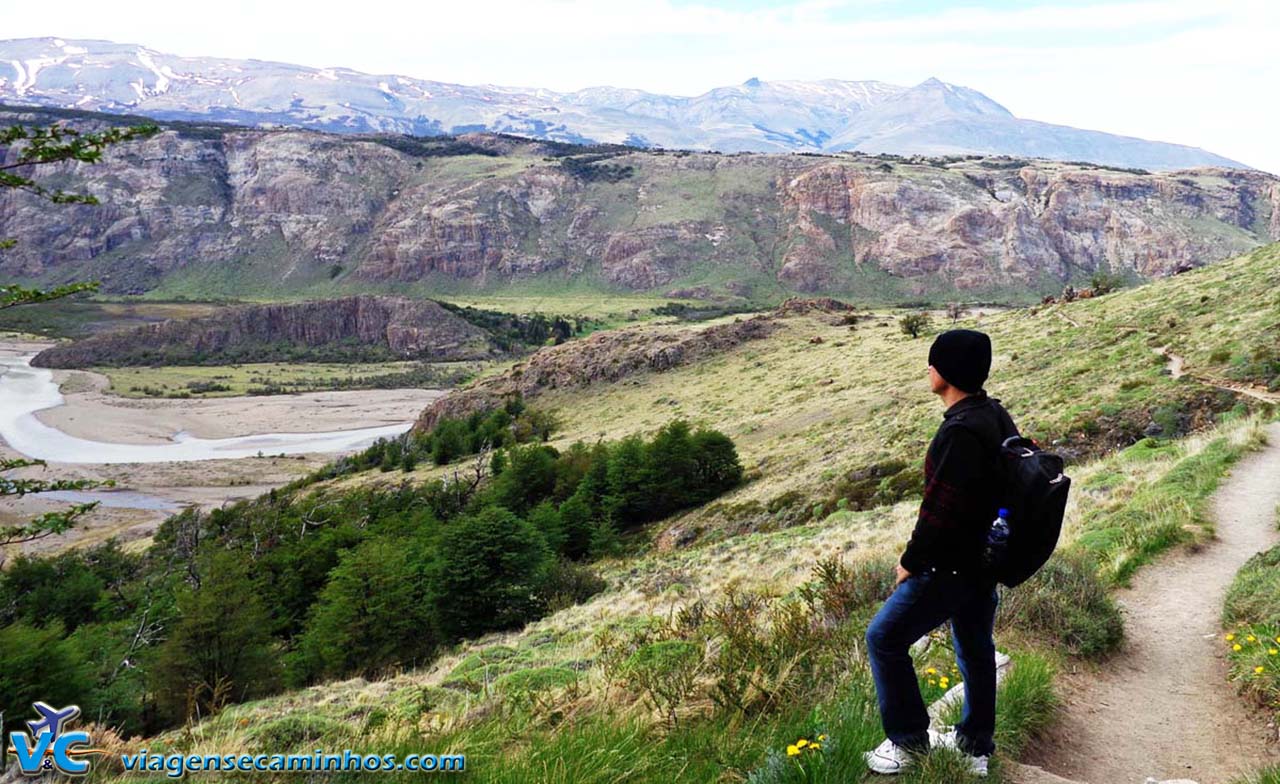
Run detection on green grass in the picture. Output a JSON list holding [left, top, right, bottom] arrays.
[[0, 299, 228, 339], [1224, 543, 1280, 629], [1221, 505, 1280, 728], [1235, 766, 1280, 784], [94, 360, 480, 398], [144, 652, 1052, 784], [1073, 426, 1263, 585]]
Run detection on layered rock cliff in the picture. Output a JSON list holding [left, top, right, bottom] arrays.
[[3, 105, 1277, 302], [31, 296, 500, 367]]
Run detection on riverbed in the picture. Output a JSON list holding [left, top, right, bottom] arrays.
[[0, 339, 447, 552]]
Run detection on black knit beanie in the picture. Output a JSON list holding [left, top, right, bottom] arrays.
[[928, 329, 992, 393]]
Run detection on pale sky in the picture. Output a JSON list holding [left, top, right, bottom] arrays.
[[6, 0, 1279, 172]]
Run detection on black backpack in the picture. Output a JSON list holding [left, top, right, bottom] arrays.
[[989, 434, 1071, 587]]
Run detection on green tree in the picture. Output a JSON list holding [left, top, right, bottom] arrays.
[[293, 537, 437, 682], [557, 492, 595, 560], [0, 551, 104, 632], [641, 420, 698, 519], [588, 517, 622, 559], [603, 435, 649, 523], [526, 501, 567, 555], [0, 622, 93, 734], [690, 428, 744, 501], [431, 419, 469, 465], [150, 551, 280, 723], [434, 507, 552, 640], [899, 311, 932, 339], [486, 443, 559, 515]]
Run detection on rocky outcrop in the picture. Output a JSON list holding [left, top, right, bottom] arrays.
[[2, 106, 1277, 300], [414, 312, 784, 432], [31, 296, 499, 367], [413, 297, 857, 430]]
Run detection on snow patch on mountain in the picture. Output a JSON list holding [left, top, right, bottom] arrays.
[[0, 36, 1248, 170]]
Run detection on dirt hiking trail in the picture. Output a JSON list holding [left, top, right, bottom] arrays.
[[1019, 421, 1280, 783]]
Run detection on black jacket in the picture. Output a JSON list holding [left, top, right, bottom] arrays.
[[899, 391, 1017, 575]]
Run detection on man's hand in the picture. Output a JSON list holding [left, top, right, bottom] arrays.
[[894, 563, 911, 586]]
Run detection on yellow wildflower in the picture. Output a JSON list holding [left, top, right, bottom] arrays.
[[1247, 635, 1257, 642], [926, 667, 937, 675], [1226, 633, 1236, 641], [818, 734, 827, 742], [1255, 666, 1266, 675], [1233, 644, 1243, 652], [928, 679, 936, 686], [797, 739, 808, 749], [811, 743, 822, 750], [1269, 648, 1278, 656], [786, 745, 799, 757]]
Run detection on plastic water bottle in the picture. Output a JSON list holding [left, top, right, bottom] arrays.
[[984, 508, 1011, 568]]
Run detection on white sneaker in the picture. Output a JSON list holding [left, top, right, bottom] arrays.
[[864, 737, 918, 774], [929, 728, 990, 777]]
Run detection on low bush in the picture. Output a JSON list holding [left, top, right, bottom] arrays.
[[997, 551, 1124, 658], [1223, 506, 1280, 726], [1224, 545, 1280, 628]]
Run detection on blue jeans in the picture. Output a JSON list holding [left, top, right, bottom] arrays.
[[864, 568, 999, 756]]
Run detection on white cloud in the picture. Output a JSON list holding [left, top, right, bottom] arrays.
[[4, 0, 1278, 171]]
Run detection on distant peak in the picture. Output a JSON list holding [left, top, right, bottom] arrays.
[[918, 77, 947, 88], [743, 77, 762, 88]]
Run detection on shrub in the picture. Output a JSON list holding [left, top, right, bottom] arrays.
[[828, 460, 919, 512], [150, 551, 281, 723], [493, 665, 579, 696], [0, 622, 93, 735], [996, 551, 1124, 657], [293, 537, 437, 682], [899, 312, 932, 339], [434, 507, 553, 640], [541, 557, 607, 613], [623, 640, 703, 726], [798, 556, 897, 626], [1089, 270, 1124, 295], [1224, 545, 1280, 628], [247, 714, 345, 753]]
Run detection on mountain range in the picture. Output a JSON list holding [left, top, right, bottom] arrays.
[[0, 36, 1247, 171]]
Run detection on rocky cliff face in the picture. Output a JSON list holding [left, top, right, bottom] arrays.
[[2, 106, 1276, 301], [31, 296, 499, 367]]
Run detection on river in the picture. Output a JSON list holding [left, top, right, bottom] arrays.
[[0, 355, 412, 464]]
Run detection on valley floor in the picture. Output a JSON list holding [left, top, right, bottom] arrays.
[[0, 337, 443, 556]]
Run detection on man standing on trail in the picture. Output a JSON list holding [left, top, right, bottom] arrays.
[[863, 328, 1016, 777]]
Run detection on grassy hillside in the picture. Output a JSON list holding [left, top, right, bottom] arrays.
[[88, 411, 1264, 784], [474, 243, 1278, 546], [5, 245, 1274, 784], [43, 244, 1271, 784]]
